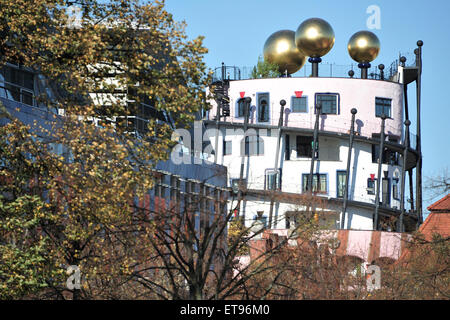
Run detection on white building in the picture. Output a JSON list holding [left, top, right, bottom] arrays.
[[203, 56, 422, 232]]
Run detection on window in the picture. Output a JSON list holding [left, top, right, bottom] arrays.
[[392, 179, 399, 200], [257, 93, 269, 122], [337, 171, 347, 198], [170, 175, 181, 203], [367, 178, 376, 195], [382, 178, 390, 206], [371, 143, 398, 165], [265, 169, 281, 190], [242, 135, 264, 156], [223, 140, 232, 155], [291, 96, 307, 113], [285, 134, 290, 160], [237, 98, 247, 118], [302, 173, 327, 194], [296, 136, 312, 158], [1, 66, 34, 106], [155, 174, 166, 198], [375, 97, 391, 118], [316, 93, 338, 114]]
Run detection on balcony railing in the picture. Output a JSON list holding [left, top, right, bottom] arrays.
[[212, 61, 402, 82]]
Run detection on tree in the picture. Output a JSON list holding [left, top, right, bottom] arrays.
[[0, 0, 210, 299], [425, 168, 449, 201], [251, 55, 280, 79]]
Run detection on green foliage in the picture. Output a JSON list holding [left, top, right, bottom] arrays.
[[0, 0, 211, 299], [251, 55, 281, 79]]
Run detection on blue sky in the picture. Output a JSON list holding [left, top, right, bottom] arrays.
[[164, 0, 450, 209]]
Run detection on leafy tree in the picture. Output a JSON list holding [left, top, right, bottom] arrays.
[[251, 55, 281, 79], [0, 0, 210, 299]]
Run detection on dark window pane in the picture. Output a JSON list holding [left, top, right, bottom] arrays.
[[22, 91, 33, 106], [23, 72, 34, 90], [296, 136, 312, 158], [5, 84, 20, 102], [238, 99, 245, 117], [258, 93, 269, 122]]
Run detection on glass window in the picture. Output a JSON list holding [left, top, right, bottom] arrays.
[[258, 93, 269, 122], [296, 136, 312, 158], [291, 96, 307, 113], [367, 178, 376, 195], [392, 180, 399, 200], [223, 140, 232, 155], [242, 135, 264, 156], [316, 94, 338, 114], [375, 97, 391, 118], [265, 169, 281, 190], [237, 98, 246, 117], [337, 171, 347, 198], [302, 173, 327, 194]]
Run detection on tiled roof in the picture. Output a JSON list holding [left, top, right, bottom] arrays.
[[420, 194, 450, 239], [427, 193, 450, 212]]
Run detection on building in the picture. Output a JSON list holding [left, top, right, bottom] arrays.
[[202, 21, 423, 233], [0, 61, 229, 228]]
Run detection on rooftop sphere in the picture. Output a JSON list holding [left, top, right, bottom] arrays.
[[263, 30, 306, 75], [295, 18, 335, 58]]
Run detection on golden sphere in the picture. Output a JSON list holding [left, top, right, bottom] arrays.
[[263, 30, 306, 75], [295, 18, 335, 58], [347, 31, 380, 63]]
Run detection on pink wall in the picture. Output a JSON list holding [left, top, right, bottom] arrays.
[[208, 77, 403, 140]]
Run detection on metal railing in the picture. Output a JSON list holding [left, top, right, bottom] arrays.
[[212, 61, 402, 82]]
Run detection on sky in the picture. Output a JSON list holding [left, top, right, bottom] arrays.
[[164, 0, 450, 210]]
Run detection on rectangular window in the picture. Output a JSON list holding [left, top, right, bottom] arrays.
[[285, 134, 290, 160], [316, 93, 338, 114], [291, 96, 307, 113], [265, 169, 281, 190], [237, 98, 247, 118], [371, 143, 398, 165], [392, 180, 399, 200], [257, 93, 269, 122], [302, 173, 327, 194], [367, 178, 376, 195], [1, 66, 34, 106], [375, 97, 391, 118], [170, 175, 180, 203], [223, 140, 232, 155], [337, 171, 347, 198], [242, 135, 264, 156], [382, 178, 390, 206], [296, 136, 312, 158]]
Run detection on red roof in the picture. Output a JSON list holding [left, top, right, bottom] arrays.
[[420, 194, 450, 239], [427, 193, 450, 212]]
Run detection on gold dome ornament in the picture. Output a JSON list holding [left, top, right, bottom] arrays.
[[295, 18, 335, 58], [263, 30, 306, 75], [347, 31, 380, 63]]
